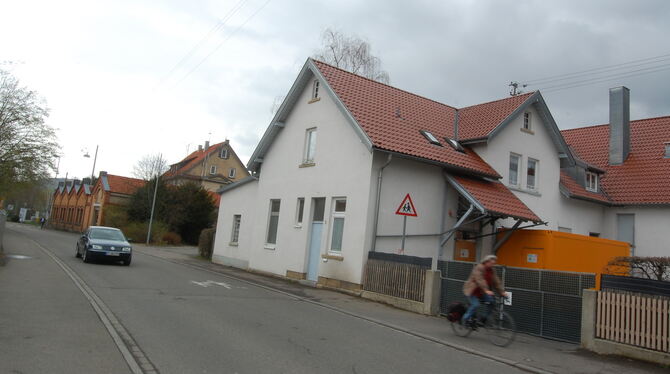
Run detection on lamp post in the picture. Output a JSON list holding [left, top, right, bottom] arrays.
[[146, 153, 163, 245], [83, 145, 99, 183]]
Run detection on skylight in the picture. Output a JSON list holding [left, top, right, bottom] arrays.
[[420, 130, 442, 146], [665, 142, 670, 158], [444, 137, 465, 152]]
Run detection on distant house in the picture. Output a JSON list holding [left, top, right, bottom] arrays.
[[211, 58, 668, 291], [50, 171, 144, 232], [163, 140, 249, 193]]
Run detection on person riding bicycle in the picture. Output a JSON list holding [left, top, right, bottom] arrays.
[[461, 255, 508, 327]]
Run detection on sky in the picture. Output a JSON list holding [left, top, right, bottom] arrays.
[[2, 0, 669, 180]]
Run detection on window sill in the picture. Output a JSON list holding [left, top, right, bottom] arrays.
[[308, 97, 321, 104], [293, 224, 303, 229], [322, 253, 344, 261], [229, 242, 238, 247], [508, 185, 541, 197], [520, 128, 535, 135], [264, 244, 276, 250], [299, 162, 315, 168]]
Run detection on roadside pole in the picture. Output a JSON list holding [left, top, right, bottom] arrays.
[[401, 215, 407, 252], [395, 194, 417, 254], [146, 154, 162, 245]]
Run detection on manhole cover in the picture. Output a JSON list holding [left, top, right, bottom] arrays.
[[6, 254, 32, 260]]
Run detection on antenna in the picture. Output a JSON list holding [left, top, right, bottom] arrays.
[[509, 81, 527, 96]]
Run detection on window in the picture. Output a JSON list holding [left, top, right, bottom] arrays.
[[303, 128, 317, 164], [266, 200, 281, 245], [209, 165, 217, 174], [527, 158, 538, 190], [219, 148, 229, 159], [585, 171, 598, 192], [230, 215, 241, 244], [444, 137, 464, 152], [329, 198, 346, 253], [420, 130, 442, 146], [295, 198, 305, 226], [665, 143, 670, 158], [509, 153, 521, 187], [523, 112, 532, 131], [228, 168, 236, 178], [312, 80, 320, 99], [617, 214, 635, 247]]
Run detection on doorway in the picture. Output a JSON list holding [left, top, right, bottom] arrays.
[[306, 198, 326, 281]]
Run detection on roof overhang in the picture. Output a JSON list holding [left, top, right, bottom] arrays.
[[375, 148, 500, 179], [217, 175, 258, 194]]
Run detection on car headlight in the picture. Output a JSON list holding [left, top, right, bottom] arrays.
[[122, 247, 131, 252], [91, 244, 103, 250]]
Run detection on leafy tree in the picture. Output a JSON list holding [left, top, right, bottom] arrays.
[[313, 28, 390, 84], [127, 177, 170, 223], [0, 70, 59, 199], [165, 183, 215, 244], [132, 153, 168, 181]]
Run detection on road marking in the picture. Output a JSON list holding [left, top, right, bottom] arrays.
[[190, 280, 233, 289], [25, 236, 159, 374]]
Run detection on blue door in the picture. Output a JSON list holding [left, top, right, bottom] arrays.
[[307, 198, 326, 281]]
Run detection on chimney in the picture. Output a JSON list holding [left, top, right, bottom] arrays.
[[205, 141, 210, 150], [198, 145, 203, 151], [453, 109, 460, 141], [609, 86, 630, 165]]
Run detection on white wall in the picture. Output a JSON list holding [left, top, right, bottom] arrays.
[[212, 181, 258, 269], [602, 206, 670, 257]]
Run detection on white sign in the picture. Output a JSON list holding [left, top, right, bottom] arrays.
[[190, 280, 232, 289], [504, 292, 513, 306], [527, 253, 538, 263], [19, 208, 28, 222], [460, 249, 469, 258]]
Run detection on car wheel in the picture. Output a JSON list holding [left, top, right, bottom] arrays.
[[82, 248, 92, 263], [122, 256, 131, 266], [75, 244, 81, 258]]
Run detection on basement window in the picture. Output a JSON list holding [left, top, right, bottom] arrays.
[[420, 130, 442, 146], [444, 137, 465, 152]]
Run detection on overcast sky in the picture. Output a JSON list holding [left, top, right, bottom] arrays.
[[2, 0, 669, 180]]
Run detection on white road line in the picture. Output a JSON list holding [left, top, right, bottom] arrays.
[[28, 237, 158, 374]]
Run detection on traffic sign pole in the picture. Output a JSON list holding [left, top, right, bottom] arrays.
[[401, 215, 407, 252]]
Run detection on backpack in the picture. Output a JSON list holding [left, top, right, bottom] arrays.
[[446, 301, 466, 322]]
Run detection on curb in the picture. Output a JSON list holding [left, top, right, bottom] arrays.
[[135, 248, 556, 374]]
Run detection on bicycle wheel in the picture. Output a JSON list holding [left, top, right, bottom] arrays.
[[484, 311, 516, 347], [451, 319, 473, 337]]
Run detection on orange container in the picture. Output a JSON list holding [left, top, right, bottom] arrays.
[[495, 230, 630, 289]]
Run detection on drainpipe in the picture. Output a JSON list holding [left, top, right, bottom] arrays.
[[371, 153, 393, 252]]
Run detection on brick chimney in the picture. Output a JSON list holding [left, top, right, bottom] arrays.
[[609, 86, 630, 165], [205, 140, 210, 150]]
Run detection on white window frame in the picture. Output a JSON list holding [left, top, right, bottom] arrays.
[[509, 153, 521, 187], [295, 197, 305, 227], [209, 165, 217, 175], [328, 198, 347, 254], [228, 168, 236, 178], [265, 199, 281, 247], [230, 214, 241, 245], [312, 80, 320, 99], [585, 171, 598, 192], [527, 158, 539, 190], [523, 112, 532, 131], [220, 148, 229, 159], [664, 142, 670, 158], [303, 127, 317, 164]]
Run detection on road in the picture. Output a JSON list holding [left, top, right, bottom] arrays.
[[0, 223, 526, 374]]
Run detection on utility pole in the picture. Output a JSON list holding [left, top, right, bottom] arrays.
[[146, 153, 162, 245]]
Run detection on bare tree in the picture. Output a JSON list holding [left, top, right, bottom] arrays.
[[605, 256, 670, 281], [132, 153, 168, 180], [313, 28, 390, 84], [0, 70, 59, 199]]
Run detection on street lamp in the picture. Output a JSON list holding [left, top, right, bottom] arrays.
[[83, 145, 99, 183]]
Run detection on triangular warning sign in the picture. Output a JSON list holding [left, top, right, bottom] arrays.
[[395, 193, 418, 217]]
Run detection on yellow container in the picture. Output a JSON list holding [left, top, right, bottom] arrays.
[[496, 230, 630, 289]]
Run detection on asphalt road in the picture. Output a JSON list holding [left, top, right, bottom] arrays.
[[1, 223, 525, 374]]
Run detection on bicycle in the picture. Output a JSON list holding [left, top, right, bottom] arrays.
[[449, 296, 516, 347]]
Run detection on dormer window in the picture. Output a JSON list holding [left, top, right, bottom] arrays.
[[444, 137, 465, 152], [420, 130, 442, 146], [523, 112, 532, 132], [585, 171, 598, 192], [312, 80, 320, 100], [220, 148, 229, 159]]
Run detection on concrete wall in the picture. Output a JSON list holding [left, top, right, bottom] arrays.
[[212, 181, 258, 269], [602, 206, 670, 257]]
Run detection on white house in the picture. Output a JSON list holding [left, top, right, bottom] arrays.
[[212, 58, 669, 290]]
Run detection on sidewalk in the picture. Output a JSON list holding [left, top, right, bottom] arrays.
[[134, 244, 666, 374]]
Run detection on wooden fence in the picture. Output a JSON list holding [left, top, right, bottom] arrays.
[[363, 259, 427, 302], [596, 290, 670, 352]]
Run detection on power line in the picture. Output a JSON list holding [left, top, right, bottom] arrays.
[[173, 0, 273, 87], [542, 65, 670, 93], [156, 0, 251, 88]]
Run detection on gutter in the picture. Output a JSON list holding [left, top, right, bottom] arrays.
[[371, 154, 393, 252]]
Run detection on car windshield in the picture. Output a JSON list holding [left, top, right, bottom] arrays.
[[90, 228, 126, 241]]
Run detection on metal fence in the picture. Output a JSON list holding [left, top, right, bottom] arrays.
[[602, 274, 670, 297], [363, 252, 431, 302], [438, 260, 596, 342]]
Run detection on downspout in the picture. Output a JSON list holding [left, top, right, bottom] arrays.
[[371, 153, 393, 252]]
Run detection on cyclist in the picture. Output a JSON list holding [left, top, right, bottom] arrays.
[[461, 255, 508, 327]]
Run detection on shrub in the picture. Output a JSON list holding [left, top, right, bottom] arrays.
[[198, 228, 216, 259], [103, 205, 129, 229], [121, 220, 169, 245], [161, 232, 182, 246]]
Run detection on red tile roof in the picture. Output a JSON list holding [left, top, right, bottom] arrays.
[[561, 116, 670, 205], [559, 171, 611, 204], [451, 175, 541, 222], [106, 175, 145, 195], [313, 60, 509, 178], [458, 92, 535, 140], [164, 142, 225, 178]]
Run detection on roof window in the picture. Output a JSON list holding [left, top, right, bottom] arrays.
[[420, 130, 442, 146], [444, 137, 465, 152], [665, 142, 670, 158]]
